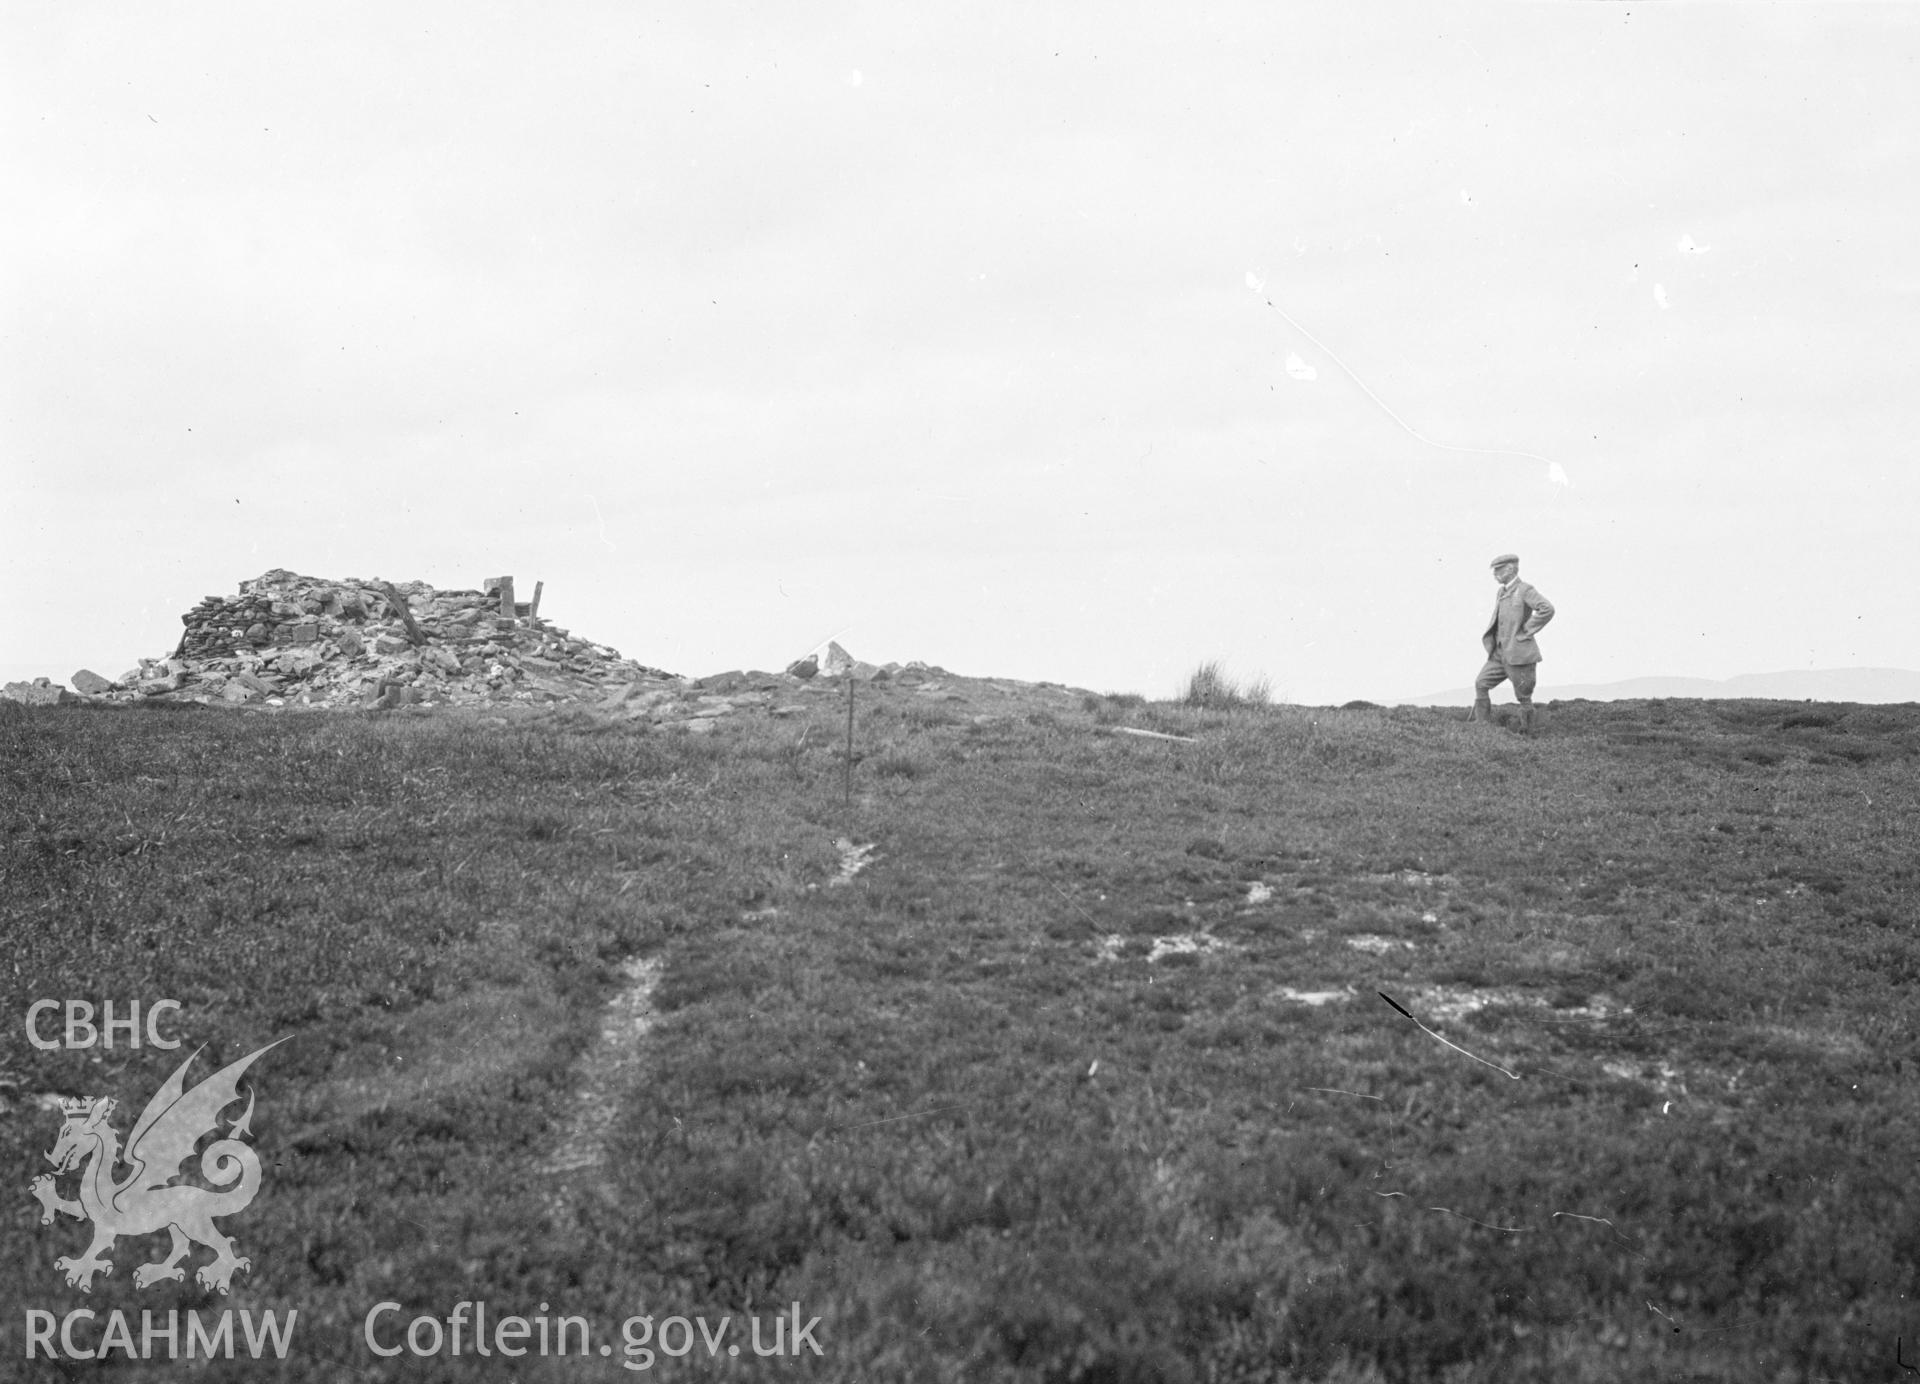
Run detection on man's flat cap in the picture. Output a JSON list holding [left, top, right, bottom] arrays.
[[1490, 552, 1519, 568]]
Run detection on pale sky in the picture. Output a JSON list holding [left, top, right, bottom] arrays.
[[7, 3, 1917, 704]]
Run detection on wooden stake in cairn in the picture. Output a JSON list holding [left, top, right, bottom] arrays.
[[376, 582, 427, 647], [497, 576, 516, 620], [845, 674, 855, 810], [529, 580, 544, 622]]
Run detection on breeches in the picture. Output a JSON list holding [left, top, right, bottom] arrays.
[[1474, 657, 1537, 701]]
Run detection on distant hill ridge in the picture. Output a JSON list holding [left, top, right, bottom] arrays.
[[1394, 667, 1920, 707]]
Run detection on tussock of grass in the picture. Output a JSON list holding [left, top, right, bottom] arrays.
[[1183, 658, 1273, 709]]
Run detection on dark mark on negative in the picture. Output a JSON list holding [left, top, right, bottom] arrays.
[[1378, 990, 1519, 1080]]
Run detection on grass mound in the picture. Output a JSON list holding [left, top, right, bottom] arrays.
[[5, 691, 1918, 1380]]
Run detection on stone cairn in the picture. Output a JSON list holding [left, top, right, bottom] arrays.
[[26, 569, 678, 713], [4, 570, 939, 731]]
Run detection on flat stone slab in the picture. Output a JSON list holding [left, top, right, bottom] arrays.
[[3, 679, 77, 706]]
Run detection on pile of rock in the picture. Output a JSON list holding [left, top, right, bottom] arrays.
[[1, 571, 970, 736], [1, 677, 82, 706], [45, 569, 676, 712]]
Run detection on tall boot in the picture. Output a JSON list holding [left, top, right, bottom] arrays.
[[1468, 696, 1492, 723], [1519, 703, 1534, 736]]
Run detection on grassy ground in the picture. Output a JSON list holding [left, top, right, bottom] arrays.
[[4, 688, 1918, 1381]]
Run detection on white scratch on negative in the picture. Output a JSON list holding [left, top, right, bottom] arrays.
[[1364, 1197, 1535, 1233], [1426, 1206, 1529, 1233], [581, 492, 618, 551], [835, 1103, 968, 1132], [1285, 352, 1318, 382], [1247, 282, 1573, 475]]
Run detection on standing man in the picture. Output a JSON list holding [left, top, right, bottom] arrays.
[[1472, 553, 1554, 732]]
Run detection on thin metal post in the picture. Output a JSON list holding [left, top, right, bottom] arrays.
[[844, 675, 855, 809]]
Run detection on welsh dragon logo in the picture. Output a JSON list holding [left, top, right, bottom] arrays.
[[29, 1039, 286, 1295]]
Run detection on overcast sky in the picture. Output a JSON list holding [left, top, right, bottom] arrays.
[[6, 3, 1917, 704]]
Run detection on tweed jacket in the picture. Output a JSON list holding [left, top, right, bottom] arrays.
[[1482, 579, 1554, 665]]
